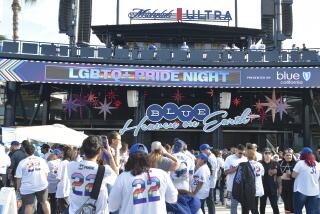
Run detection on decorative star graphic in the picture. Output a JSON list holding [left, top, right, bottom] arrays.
[[206, 89, 215, 97], [106, 89, 118, 102], [74, 89, 88, 119], [232, 97, 241, 107], [94, 98, 117, 120], [63, 94, 79, 119], [261, 89, 281, 123], [114, 100, 122, 108], [259, 109, 267, 125], [87, 91, 98, 106], [248, 112, 260, 123], [276, 98, 291, 120], [255, 100, 264, 113], [172, 89, 184, 104]]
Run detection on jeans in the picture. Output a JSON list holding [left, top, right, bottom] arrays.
[[205, 188, 215, 214], [214, 182, 225, 203], [241, 197, 259, 214], [200, 199, 206, 213], [293, 191, 318, 214], [48, 193, 57, 214], [259, 193, 279, 214], [317, 198, 320, 212], [229, 191, 239, 214]]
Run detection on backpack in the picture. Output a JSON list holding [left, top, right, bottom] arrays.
[[75, 165, 105, 214]]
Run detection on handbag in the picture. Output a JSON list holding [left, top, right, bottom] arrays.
[[75, 165, 106, 214]]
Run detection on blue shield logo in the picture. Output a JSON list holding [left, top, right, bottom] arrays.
[[303, 72, 311, 81]]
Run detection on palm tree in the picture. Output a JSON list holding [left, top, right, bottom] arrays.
[[12, 0, 37, 40]]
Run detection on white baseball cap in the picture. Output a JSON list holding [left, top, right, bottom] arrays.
[[151, 141, 162, 152]]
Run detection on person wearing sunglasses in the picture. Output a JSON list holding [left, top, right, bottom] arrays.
[[259, 148, 282, 214], [224, 144, 247, 214]]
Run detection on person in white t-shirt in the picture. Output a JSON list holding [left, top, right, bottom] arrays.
[[292, 147, 320, 214], [67, 136, 117, 214], [252, 144, 262, 161], [149, 141, 179, 172], [107, 131, 122, 171], [237, 143, 264, 214], [213, 150, 225, 205], [0, 143, 10, 188], [47, 149, 62, 214], [181, 42, 190, 52], [199, 144, 218, 214], [183, 143, 196, 163], [56, 146, 73, 213], [15, 140, 50, 214], [109, 143, 178, 214], [171, 139, 195, 191], [41, 144, 51, 160], [318, 168, 320, 212], [224, 144, 247, 214], [192, 153, 211, 213]]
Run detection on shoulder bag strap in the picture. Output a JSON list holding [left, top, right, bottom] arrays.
[[90, 165, 106, 200]]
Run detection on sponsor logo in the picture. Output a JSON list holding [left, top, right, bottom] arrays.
[[128, 8, 232, 22], [276, 71, 310, 85], [303, 72, 311, 81]]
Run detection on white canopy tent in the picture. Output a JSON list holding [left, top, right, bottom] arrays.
[[2, 124, 87, 148]]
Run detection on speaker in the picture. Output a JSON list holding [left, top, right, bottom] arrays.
[[219, 92, 231, 109], [77, 0, 93, 46], [127, 90, 139, 107], [261, 17, 274, 48], [282, 2, 293, 38], [58, 0, 73, 34], [261, 0, 275, 16]]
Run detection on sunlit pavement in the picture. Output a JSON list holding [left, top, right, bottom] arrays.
[[208, 203, 306, 214], [212, 203, 284, 214]]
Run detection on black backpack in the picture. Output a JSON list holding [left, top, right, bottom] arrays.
[[75, 165, 105, 214]]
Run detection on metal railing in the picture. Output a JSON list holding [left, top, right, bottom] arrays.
[[0, 40, 320, 64]]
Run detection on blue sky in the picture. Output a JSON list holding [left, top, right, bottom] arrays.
[[0, 0, 319, 49]]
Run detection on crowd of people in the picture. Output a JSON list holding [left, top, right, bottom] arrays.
[[0, 131, 320, 214]]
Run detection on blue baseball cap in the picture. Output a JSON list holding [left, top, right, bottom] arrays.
[[301, 147, 313, 155], [129, 143, 148, 155], [11, 141, 20, 146], [172, 138, 186, 153], [199, 144, 213, 151], [196, 153, 209, 162], [53, 149, 63, 155]]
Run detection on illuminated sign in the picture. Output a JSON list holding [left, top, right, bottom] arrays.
[[44, 65, 240, 86], [119, 103, 259, 136], [128, 8, 232, 22], [1, 58, 320, 87]]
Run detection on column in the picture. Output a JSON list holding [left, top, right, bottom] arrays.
[[212, 92, 223, 149], [303, 90, 311, 147]]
